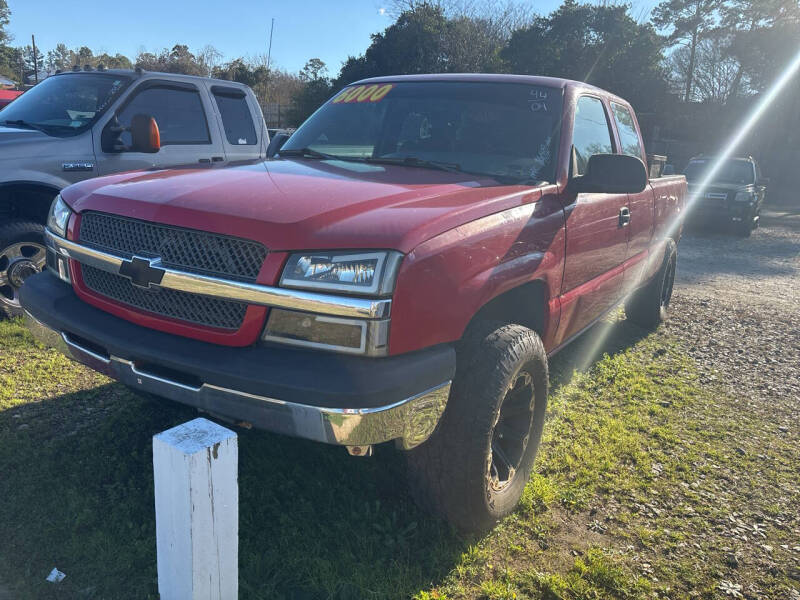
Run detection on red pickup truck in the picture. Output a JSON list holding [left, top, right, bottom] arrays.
[[0, 89, 23, 109], [21, 74, 686, 531]]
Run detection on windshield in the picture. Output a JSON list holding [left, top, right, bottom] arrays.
[[0, 73, 131, 136], [282, 81, 563, 183], [684, 158, 755, 185]]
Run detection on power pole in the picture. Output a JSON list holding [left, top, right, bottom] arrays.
[[266, 18, 275, 74], [263, 18, 275, 123], [31, 34, 39, 83]]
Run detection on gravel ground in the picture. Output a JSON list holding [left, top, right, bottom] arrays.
[[667, 204, 800, 420]]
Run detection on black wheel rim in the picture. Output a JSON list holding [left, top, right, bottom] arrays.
[[487, 370, 536, 493]]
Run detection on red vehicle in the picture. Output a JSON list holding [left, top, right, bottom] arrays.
[[0, 89, 22, 109], [21, 75, 686, 531]]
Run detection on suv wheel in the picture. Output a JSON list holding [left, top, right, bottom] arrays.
[[406, 323, 548, 532], [734, 217, 753, 238], [0, 221, 46, 318]]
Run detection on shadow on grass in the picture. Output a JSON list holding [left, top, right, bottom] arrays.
[[548, 314, 652, 391], [0, 315, 652, 599], [0, 386, 464, 600]]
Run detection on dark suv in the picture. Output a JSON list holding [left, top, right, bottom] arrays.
[[684, 155, 767, 237]]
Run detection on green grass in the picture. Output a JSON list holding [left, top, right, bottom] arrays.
[[1, 315, 798, 599]]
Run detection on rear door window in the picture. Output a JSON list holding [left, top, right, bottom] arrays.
[[212, 88, 257, 146], [611, 102, 643, 159], [572, 96, 614, 175], [119, 85, 210, 145]]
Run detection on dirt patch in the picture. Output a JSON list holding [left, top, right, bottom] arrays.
[[671, 206, 800, 413]]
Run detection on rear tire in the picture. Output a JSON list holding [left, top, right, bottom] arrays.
[[0, 221, 47, 319], [624, 239, 677, 329], [734, 218, 753, 238], [406, 323, 548, 533]]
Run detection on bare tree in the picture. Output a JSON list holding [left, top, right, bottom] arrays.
[[196, 45, 223, 77], [669, 35, 741, 103], [653, 0, 724, 102]]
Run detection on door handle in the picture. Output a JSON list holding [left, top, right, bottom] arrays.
[[619, 206, 631, 227], [198, 158, 211, 164], [211, 156, 224, 162]]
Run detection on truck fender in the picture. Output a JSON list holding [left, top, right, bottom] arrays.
[[0, 180, 64, 222], [0, 167, 75, 191], [462, 276, 553, 340], [390, 201, 565, 355]]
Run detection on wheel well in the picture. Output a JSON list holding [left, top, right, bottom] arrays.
[[671, 224, 683, 246], [466, 280, 548, 339], [0, 184, 60, 224]]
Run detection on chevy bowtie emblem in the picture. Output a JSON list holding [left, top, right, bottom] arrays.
[[118, 256, 165, 289]]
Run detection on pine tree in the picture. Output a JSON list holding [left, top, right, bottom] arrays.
[[652, 0, 723, 102]]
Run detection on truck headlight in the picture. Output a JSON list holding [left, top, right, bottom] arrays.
[[280, 251, 402, 295], [734, 191, 754, 203], [46, 195, 73, 237]]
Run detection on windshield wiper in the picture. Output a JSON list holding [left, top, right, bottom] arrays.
[[2, 119, 43, 132], [365, 156, 464, 174], [279, 147, 341, 160], [1, 119, 67, 134], [365, 155, 544, 184]]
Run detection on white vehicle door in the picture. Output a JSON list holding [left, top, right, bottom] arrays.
[[94, 79, 226, 175]]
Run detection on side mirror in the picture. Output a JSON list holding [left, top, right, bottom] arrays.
[[102, 113, 161, 153], [266, 132, 290, 158], [129, 114, 161, 154], [662, 164, 675, 176], [571, 154, 648, 194], [757, 177, 769, 187]]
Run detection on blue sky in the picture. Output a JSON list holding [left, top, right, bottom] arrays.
[[8, 0, 660, 74]]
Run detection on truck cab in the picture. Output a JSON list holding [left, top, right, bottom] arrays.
[[0, 68, 267, 316]]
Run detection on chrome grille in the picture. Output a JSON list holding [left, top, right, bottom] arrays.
[[704, 192, 729, 207], [82, 265, 248, 330], [79, 212, 267, 282]]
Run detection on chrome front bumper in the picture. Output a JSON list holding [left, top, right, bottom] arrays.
[[25, 310, 451, 450]]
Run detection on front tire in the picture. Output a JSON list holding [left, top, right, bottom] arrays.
[[734, 218, 753, 238], [0, 221, 47, 318], [406, 323, 549, 533]]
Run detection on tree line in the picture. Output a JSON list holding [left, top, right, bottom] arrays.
[[1, 0, 798, 190]]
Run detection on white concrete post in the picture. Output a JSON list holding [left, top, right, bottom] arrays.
[[153, 418, 238, 600]]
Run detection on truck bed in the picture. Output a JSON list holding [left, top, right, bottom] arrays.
[[650, 174, 688, 243]]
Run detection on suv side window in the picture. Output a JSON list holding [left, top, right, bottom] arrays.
[[119, 85, 210, 146], [610, 102, 643, 159], [572, 96, 614, 175], [212, 88, 257, 146]]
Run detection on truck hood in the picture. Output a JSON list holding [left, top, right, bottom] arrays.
[[0, 125, 49, 147], [62, 158, 543, 252]]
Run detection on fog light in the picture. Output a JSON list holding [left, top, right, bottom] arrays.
[[46, 248, 71, 283], [262, 309, 389, 355]]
